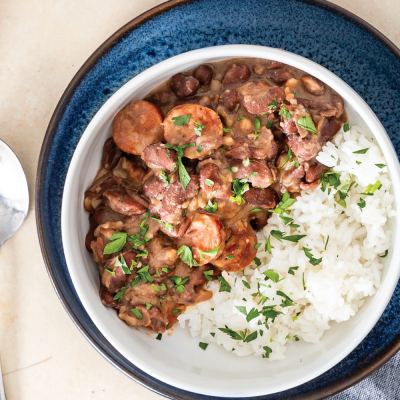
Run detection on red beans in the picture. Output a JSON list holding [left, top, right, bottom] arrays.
[[287, 134, 321, 161], [112, 100, 163, 155], [194, 65, 213, 85], [238, 81, 285, 114], [230, 159, 275, 188], [222, 64, 250, 88], [101, 138, 122, 170], [218, 90, 239, 112], [305, 161, 329, 183], [170, 73, 200, 97], [317, 117, 342, 142], [163, 104, 223, 159], [270, 69, 294, 83], [243, 187, 278, 210], [142, 143, 177, 171], [301, 75, 325, 96], [199, 163, 231, 199]]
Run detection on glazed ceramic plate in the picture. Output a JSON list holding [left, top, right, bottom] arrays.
[[36, 0, 400, 399]]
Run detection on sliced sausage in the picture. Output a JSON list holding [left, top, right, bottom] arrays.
[[101, 261, 127, 294], [194, 65, 213, 85], [238, 81, 285, 115], [170, 73, 200, 97], [199, 163, 232, 199], [243, 187, 278, 210], [301, 75, 325, 96], [159, 175, 200, 224], [230, 159, 275, 188], [112, 100, 163, 155], [218, 90, 238, 112], [142, 175, 167, 200], [101, 138, 122, 170], [163, 104, 223, 159], [93, 206, 126, 225], [103, 187, 148, 216], [222, 64, 250, 88], [287, 134, 321, 161], [212, 220, 257, 272], [178, 213, 226, 266], [142, 143, 177, 171]]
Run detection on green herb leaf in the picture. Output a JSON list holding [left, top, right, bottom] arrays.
[[242, 280, 251, 289], [235, 305, 247, 315], [375, 164, 386, 169], [145, 303, 152, 311], [218, 325, 243, 340], [156, 333, 162, 340], [172, 114, 191, 126], [279, 215, 293, 225], [268, 98, 277, 110], [130, 308, 143, 319], [244, 331, 258, 343], [113, 286, 128, 302], [362, 181, 382, 195], [276, 290, 295, 307], [230, 178, 250, 205], [165, 143, 196, 189], [296, 115, 317, 134], [194, 121, 205, 136], [246, 307, 260, 322], [250, 208, 263, 212], [262, 346, 273, 358], [253, 257, 261, 267], [288, 266, 299, 275], [279, 104, 292, 120], [103, 232, 127, 254], [280, 148, 293, 169], [177, 245, 198, 267], [356, 161, 362, 165], [303, 272, 306, 290], [254, 117, 261, 130], [254, 242, 261, 249], [222, 127, 231, 133], [205, 178, 214, 187], [343, 122, 350, 132], [237, 116, 245, 121], [114, 255, 131, 274], [263, 270, 279, 283], [204, 199, 218, 213], [325, 235, 330, 250], [218, 276, 232, 292], [226, 255, 234, 260], [131, 276, 140, 288], [379, 250, 388, 258], [302, 247, 322, 266], [199, 342, 209, 350], [267, 121, 273, 129], [151, 217, 174, 233], [357, 198, 366, 210], [197, 144, 203, 153], [265, 235, 272, 254], [243, 157, 250, 167], [353, 148, 369, 154], [172, 309, 181, 314], [203, 270, 214, 281], [160, 168, 170, 186], [197, 245, 221, 260]]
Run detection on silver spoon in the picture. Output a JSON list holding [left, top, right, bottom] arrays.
[[0, 139, 29, 399]]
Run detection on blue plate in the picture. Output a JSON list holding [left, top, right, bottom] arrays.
[[36, 0, 400, 398]]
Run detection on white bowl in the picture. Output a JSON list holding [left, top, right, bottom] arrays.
[[61, 45, 400, 397]]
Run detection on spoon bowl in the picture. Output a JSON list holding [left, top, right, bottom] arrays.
[[0, 139, 29, 250]]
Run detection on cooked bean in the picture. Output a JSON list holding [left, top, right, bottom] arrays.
[[317, 117, 342, 142], [170, 73, 200, 97], [222, 64, 250, 88], [301, 75, 325, 96], [218, 90, 239, 112], [93, 205, 126, 225], [230, 159, 275, 188], [270, 69, 294, 83], [194, 65, 213, 85], [238, 81, 285, 114], [163, 104, 223, 159], [296, 97, 337, 117], [305, 161, 330, 183], [147, 91, 172, 106], [254, 60, 284, 75], [142, 143, 177, 171], [243, 187, 278, 209], [101, 261, 127, 293], [142, 175, 167, 200], [112, 100, 163, 155], [331, 94, 344, 118], [212, 220, 257, 272], [100, 288, 120, 308]]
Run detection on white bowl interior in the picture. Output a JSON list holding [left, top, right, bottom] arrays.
[[61, 45, 400, 397]]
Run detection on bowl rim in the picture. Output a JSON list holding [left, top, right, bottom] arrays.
[[36, 1, 400, 399]]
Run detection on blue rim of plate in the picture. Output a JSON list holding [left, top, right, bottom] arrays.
[[36, 0, 400, 398]]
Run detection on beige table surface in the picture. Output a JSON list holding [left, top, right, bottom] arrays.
[[1, 0, 399, 398]]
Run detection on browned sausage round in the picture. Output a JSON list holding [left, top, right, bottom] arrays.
[[194, 65, 213, 85], [301, 75, 325, 96], [287, 134, 321, 161], [222, 64, 250, 88], [243, 187, 278, 209], [230, 159, 275, 188], [142, 143, 177, 171], [178, 213, 226, 266], [305, 161, 329, 183], [101, 138, 122, 170], [112, 100, 163, 155], [212, 220, 257, 272], [163, 104, 223, 159], [101, 259, 127, 293], [103, 187, 148, 216], [199, 163, 232, 199], [238, 81, 285, 115], [170, 73, 200, 97], [142, 176, 166, 200]]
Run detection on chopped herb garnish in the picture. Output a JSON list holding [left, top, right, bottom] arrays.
[[276, 290, 295, 307], [177, 245, 198, 267], [199, 342, 209, 350], [161, 267, 171, 273], [250, 208, 263, 213], [172, 309, 181, 314], [357, 198, 366, 210], [197, 245, 221, 260], [226, 254, 234, 260], [160, 283, 166, 290], [270, 230, 306, 243], [169, 276, 189, 293], [197, 144, 203, 153], [160, 168, 170, 187], [296, 115, 317, 134], [269, 191, 296, 215], [356, 161, 362, 165], [222, 127, 231, 133], [237, 116, 245, 121], [362, 181, 382, 195], [210, 332, 215, 337], [235, 305, 247, 315], [137, 264, 153, 283], [253, 257, 262, 267], [119, 196, 123, 203], [165, 143, 196, 189], [227, 166, 235, 172], [353, 148, 369, 154], [375, 164, 386, 169], [325, 235, 330, 250], [218, 276, 232, 292], [194, 121, 205, 136], [130, 308, 143, 319], [145, 303, 152, 311], [265, 235, 272, 254], [263, 269, 279, 283], [379, 250, 388, 258], [205, 178, 214, 187], [131, 276, 140, 288], [230, 178, 249, 205], [267, 121, 273, 129], [114, 255, 131, 274], [254, 243, 261, 249], [203, 270, 214, 281], [254, 117, 261, 130], [302, 247, 322, 266], [262, 346, 273, 358], [172, 114, 191, 126], [156, 333, 162, 340], [113, 286, 128, 302], [268, 98, 277, 110], [288, 266, 299, 275], [204, 199, 218, 213], [279, 215, 294, 225], [151, 284, 159, 292], [343, 122, 350, 132], [151, 217, 174, 233], [103, 232, 127, 254], [302, 272, 306, 290], [294, 91, 299, 97], [242, 280, 251, 289], [280, 148, 293, 169], [243, 157, 250, 167], [279, 104, 292, 120]]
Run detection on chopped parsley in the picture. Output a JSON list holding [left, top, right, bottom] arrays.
[[172, 309, 181, 314], [199, 342, 209, 350], [262, 346, 273, 358], [222, 127, 231, 133], [269, 191, 296, 215], [325, 235, 330, 250], [205, 178, 214, 187], [265, 235, 272, 253], [296, 115, 317, 133], [172, 114, 191, 126], [267, 121, 273, 129], [375, 164, 386, 169], [279, 104, 292, 120], [145, 303, 152, 310], [263, 269, 279, 283], [197, 245, 221, 260], [114, 255, 131, 274], [113, 286, 128, 302], [130, 308, 143, 319], [151, 217, 174, 233], [243, 157, 250, 167], [169, 276, 189, 293], [218, 326, 258, 343], [226, 255, 234, 260], [280, 148, 293, 169], [165, 143, 196, 189], [137, 264, 153, 283], [218, 276, 232, 292], [357, 198, 366, 210], [242, 280, 251, 289], [250, 208, 263, 212], [197, 144, 203, 153], [268, 98, 277, 110], [353, 148, 369, 154], [288, 266, 299, 275], [177, 245, 198, 267], [379, 250, 388, 258], [203, 270, 214, 281], [270, 230, 306, 243], [302, 247, 322, 266], [343, 122, 350, 132], [276, 290, 295, 307], [237, 116, 245, 121], [362, 181, 382, 195], [194, 121, 204, 136], [156, 333, 162, 340], [253, 257, 262, 267], [230, 178, 249, 205], [103, 232, 127, 254], [160, 168, 170, 186]]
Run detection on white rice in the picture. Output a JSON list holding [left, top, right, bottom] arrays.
[[178, 125, 396, 360]]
